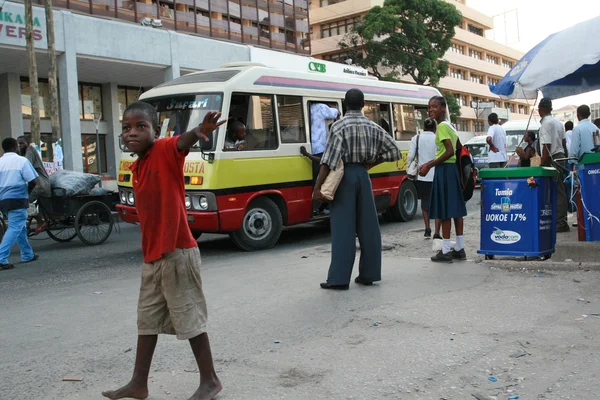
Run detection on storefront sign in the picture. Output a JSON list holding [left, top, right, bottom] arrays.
[[0, 4, 46, 46]]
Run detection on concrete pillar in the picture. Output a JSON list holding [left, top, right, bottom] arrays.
[[165, 31, 181, 82], [58, 11, 83, 172], [0, 73, 24, 140], [102, 82, 121, 179]]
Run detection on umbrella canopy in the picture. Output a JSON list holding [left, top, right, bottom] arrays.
[[490, 15, 600, 100]]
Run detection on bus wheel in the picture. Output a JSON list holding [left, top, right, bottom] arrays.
[[386, 180, 418, 222], [231, 197, 283, 251]]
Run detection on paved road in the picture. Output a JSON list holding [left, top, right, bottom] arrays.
[[2, 194, 599, 400]]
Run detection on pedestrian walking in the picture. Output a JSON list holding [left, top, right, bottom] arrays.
[[538, 98, 570, 232], [102, 102, 224, 400], [418, 96, 467, 263], [406, 118, 438, 238], [0, 138, 39, 270], [314, 89, 400, 290], [486, 113, 507, 168]]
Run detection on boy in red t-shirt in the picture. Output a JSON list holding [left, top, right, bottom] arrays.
[[103, 102, 225, 400]]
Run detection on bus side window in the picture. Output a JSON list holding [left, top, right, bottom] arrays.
[[278, 96, 306, 143], [392, 103, 418, 140], [364, 102, 392, 136], [228, 93, 278, 150]]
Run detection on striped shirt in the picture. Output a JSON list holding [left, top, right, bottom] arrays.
[[0, 152, 38, 212], [320, 110, 400, 170]]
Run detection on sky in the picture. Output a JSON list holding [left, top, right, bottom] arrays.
[[466, 0, 600, 108]]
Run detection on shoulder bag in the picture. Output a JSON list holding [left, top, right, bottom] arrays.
[[320, 159, 344, 201]]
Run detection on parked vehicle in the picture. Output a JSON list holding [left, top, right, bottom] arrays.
[[464, 135, 489, 183]]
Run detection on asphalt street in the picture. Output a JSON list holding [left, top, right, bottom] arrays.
[[1, 192, 599, 400]]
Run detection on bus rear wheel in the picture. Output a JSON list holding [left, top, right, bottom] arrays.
[[231, 197, 283, 251], [385, 180, 418, 222]]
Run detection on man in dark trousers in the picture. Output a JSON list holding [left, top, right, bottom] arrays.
[[313, 89, 401, 290]]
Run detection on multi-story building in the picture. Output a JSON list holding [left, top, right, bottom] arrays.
[[0, 0, 309, 185], [309, 0, 532, 135]]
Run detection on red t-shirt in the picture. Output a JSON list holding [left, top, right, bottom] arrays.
[[130, 137, 197, 263]]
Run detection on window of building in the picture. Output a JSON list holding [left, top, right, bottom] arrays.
[[454, 93, 466, 106], [470, 73, 483, 84], [20, 79, 52, 118], [494, 100, 502, 108], [468, 24, 484, 36], [450, 68, 465, 80], [469, 49, 482, 60], [364, 102, 392, 135], [518, 105, 527, 115], [228, 93, 278, 150], [78, 84, 103, 120], [392, 103, 420, 140], [277, 96, 306, 143], [503, 60, 513, 69], [81, 134, 108, 174], [322, 50, 362, 64], [456, 119, 469, 132], [320, 17, 360, 38], [487, 55, 499, 65], [473, 120, 484, 132], [118, 86, 145, 121], [451, 43, 464, 55], [507, 103, 516, 113], [488, 77, 500, 86]]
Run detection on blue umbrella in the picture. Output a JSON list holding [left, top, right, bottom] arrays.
[[490, 15, 600, 100]]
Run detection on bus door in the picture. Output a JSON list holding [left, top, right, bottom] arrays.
[[304, 98, 343, 153]]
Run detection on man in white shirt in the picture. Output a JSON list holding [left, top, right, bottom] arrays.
[[571, 105, 597, 161], [538, 98, 569, 232], [564, 121, 574, 154], [486, 113, 507, 168]]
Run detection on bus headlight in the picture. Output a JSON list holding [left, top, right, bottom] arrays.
[[185, 195, 192, 210], [127, 191, 135, 205], [198, 195, 208, 210], [120, 190, 127, 204]]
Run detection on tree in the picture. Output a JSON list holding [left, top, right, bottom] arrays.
[[339, 0, 462, 87], [45, 0, 61, 144], [25, 0, 41, 146], [442, 90, 461, 123]]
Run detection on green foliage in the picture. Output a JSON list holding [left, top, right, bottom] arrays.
[[441, 90, 461, 123], [339, 0, 462, 87]]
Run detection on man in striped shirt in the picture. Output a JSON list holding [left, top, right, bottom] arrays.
[[0, 138, 39, 270], [314, 89, 401, 290]]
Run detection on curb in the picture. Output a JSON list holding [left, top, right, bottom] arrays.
[[479, 259, 600, 271]]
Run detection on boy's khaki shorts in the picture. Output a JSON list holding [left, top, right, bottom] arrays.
[[137, 247, 207, 340]]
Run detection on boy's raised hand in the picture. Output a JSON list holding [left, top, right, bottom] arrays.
[[197, 112, 226, 141]]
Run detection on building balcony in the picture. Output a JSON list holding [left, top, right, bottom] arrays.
[[309, 0, 378, 24], [444, 50, 510, 78], [454, 28, 523, 61], [310, 34, 345, 55]]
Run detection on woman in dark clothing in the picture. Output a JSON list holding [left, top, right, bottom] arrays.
[[516, 131, 536, 167]]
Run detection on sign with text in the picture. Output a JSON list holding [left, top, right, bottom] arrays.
[[0, 3, 47, 48]]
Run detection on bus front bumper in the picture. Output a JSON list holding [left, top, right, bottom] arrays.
[[116, 205, 221, 232]]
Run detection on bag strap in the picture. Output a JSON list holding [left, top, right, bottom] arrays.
[[415, 134, 420, 163]]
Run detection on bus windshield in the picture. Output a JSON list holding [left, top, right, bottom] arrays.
[[144, 93, 223, 151], [506, 132, 525, 153]]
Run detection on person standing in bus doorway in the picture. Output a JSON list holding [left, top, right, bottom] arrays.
[[406, 118, 437, 238], [418, 96, 467, 263], [486, 113, 507, 168], [102, 102, 225, 400], [538, 98, 570, 233], [313, 89, 400, 290], [302, 102, 340, 215]]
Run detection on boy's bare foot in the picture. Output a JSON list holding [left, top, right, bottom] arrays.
[[187, 379, 223, 400], [102, 382, 149, 400]]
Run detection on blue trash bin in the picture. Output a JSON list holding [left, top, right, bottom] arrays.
[[578, 152, 600, 242], [478, 167, 558, 260]]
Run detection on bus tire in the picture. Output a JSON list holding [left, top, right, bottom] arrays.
[[231, 197, 283, 251], [386, 180, 418, 222]]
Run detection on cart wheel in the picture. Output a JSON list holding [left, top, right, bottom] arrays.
[[484, 255, 495, 260], [75, 201, 114, 245], [47, 227, 78, 243]]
